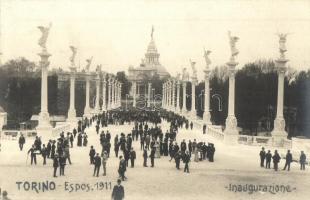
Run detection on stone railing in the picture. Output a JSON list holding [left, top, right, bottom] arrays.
[[238, 135, 293, 149], [238, 135, 270, 146], [52, 122, 71, 137], [0, 130, 37, 140], [208, 125, 224, 141]]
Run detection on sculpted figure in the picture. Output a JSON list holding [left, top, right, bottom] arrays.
[[204, 48, 212, 67], [190, 59, 197, 78], [85, 57, 93, 71], [38, 23, 52, 50], [277, 33, 288, 58], [228, 31, 239, 59], [69, 46, 77, 66], [96, 64, 102, 73]]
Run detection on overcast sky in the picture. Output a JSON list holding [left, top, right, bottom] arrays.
[[1, 0, 310, 79]]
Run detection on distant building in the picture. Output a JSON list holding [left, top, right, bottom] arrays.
[[128, 27, 170, 96]]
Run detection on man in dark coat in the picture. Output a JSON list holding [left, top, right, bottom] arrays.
[[188, 140, 192, 155], [118, 156, 127, 181], [140, 135, 145, 150], [143, 148, 148, 167], [150, 147, 155, 167], [73, 128, 77, 138], [114, 142, 119, 158], [18, 134, 25, 151], [77, 133, 82, 147], [175, 151, 181, 170], [183, 151, 190, 173], [89, 146, 96, 164], [259, 147, 266, 167], [96, 124, 100, 134], [300, 151, 306, 170], [93, 153, 101, 177], [190, 121, 193, 130], [59, 153, 66, 176], [265, 150, 272, 169], [209, 144, 215, 162], [283, 150, 293, 171], [124, 148, 130, 167], [129, 148, 136, 168], [53, 154, 59, 177], [203, 124, 206, 134], [111, 179, 125, 200], [46, 140, 52, 158], [272, 150, 281, 171], [180, 140, 187, 154], [69, 133, 74, 148], [27, 145, 37, 165], [41, 144, 47, 165]]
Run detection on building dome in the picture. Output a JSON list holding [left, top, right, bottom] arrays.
[[146, 39, 158, 54], [127, 26, 170, 82]]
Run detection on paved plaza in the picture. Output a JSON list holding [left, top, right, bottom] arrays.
[[0, 120, 309, 200]]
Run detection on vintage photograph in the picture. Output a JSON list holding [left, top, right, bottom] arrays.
[[0, 0, 309, 199]]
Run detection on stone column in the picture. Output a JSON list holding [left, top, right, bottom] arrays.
[[67, 67, 77, 123], [224, 61, 239, 137], [132, 81, 137, 107], [190, 78, 197, 118], [112, 79, 116, 109], [118, 83, 122, 107], [37, 49, 52, 132], [116, 81, 119, 107], [115, 81, 118, 108], [102, 75, 107, 111], [272, 59, 288, 141], [172, 79, 176, 111], [203, 68, 211, 124], [94, 73, 100, 113], [113, 81, 117, 108], [147, 83, 152, 107], [162, 84, 165, 108], [167, 81, 171, 110], [108, 77, 112, 110], [165, 83, 167, 109], [176, 80, 181, 112], [182, 81, 187, 113], [83, 73, 91, 117]]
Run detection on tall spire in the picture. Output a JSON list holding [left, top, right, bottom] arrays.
[[151, 25, 154, 40]]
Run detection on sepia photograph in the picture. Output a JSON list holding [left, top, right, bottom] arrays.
[[0, 0, 310, 199]]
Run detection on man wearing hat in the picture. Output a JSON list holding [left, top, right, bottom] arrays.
[[53, 154, 59, 177], [27, 145, 37, 165], [93, 153, 101, 177], [111, 179, 124, 200]]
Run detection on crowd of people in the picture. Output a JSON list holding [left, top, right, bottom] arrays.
[[15, 107, 309, 200]]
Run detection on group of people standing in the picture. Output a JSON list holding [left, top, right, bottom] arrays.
[[259, 147, 307, 171]]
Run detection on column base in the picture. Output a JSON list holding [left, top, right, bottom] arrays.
[[224, 134, 239, 145], [272, 117, 287, 137], [67, 109, 77, 124], [190, 110, 197, 120], [83, 107, 92, 118], [203, 112, 212, 125], [37, 111, 52, 130], [271, 117, 288, 147], [225, 115, 238, 131]]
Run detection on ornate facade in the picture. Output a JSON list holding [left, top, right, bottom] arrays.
[[128, 28, 170, 97]]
